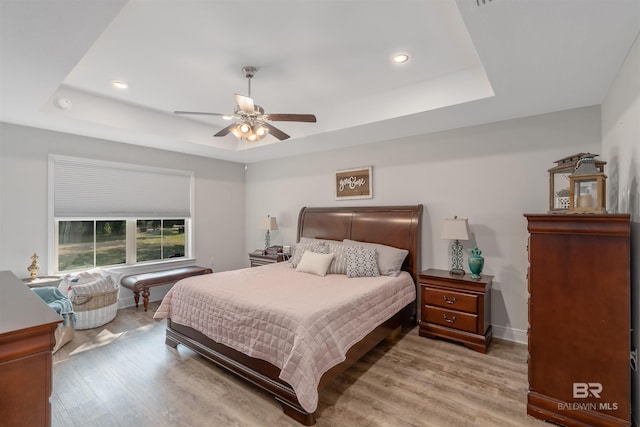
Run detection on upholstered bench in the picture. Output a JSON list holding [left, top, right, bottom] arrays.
[[121, 266, 212, 311]]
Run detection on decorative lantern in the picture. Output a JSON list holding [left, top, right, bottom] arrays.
[[568, 153, 607, 214], [548, 153, 605, 213]]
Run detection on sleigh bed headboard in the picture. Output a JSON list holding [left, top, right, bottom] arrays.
[[297, 205, 423, 284]]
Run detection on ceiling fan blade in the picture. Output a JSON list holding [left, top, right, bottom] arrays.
[[262, 122, 290, 140], [213, 123, 237, 137], [235, 94, 255, 114], [265, 113, 317, 123], [174, 111, 228, 117]]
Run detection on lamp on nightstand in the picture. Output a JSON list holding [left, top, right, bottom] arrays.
[[260, 215, 278, 249], [440, 216, 470, 275]]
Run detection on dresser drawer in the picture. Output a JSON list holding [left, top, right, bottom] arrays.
[[423, 287, 478, 313], [425, 306, 478, 333]]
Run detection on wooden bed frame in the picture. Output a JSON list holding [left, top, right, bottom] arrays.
[[164, 205, 423, 425]]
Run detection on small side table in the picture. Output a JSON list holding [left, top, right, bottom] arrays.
[[249, 251, 286, 267], [418, 268, 493, 353], [21, 276, 63, 288]]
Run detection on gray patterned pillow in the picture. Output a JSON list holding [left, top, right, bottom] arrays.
[[327, 243, 348, 274], [343, 239, 408, 276], [290, 242, 329, 267], [345, 246, 380, 278]]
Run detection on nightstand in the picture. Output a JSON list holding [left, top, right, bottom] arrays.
[[418, 268, 493, 353], [249, 251, 286, 267]]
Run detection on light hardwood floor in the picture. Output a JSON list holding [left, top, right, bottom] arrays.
[[52, 303, 547, 427]]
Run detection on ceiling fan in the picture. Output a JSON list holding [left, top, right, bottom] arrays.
[[174, 66, 317, 142]]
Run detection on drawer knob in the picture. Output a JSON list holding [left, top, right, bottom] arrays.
[[443, 295, 457, 304], [442, 314, 456, 323]]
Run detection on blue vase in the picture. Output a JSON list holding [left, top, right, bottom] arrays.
[[468, 246, 484, 279]]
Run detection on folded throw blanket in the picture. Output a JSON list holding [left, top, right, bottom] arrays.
[[32, 286, 76, 327]]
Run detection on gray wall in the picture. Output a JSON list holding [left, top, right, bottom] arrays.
[[602, 34, 640, 426], [0, 123, 246, 307], [244, 106, 601, 343]]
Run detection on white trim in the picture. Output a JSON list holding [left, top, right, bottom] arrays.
[[492, 324, 528, 345]]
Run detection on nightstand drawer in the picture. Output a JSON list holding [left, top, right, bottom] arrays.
[[425, 306, 478, 333], [423, 288, 478, 313]]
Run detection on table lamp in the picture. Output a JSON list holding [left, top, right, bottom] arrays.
[[260, 215, 278, 249], [440, 216, 470, 275]]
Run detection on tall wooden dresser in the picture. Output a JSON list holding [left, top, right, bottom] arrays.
[[525, 214, 631, 427], [0, 271, 62, 427]]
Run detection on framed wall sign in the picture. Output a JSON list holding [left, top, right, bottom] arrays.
[[335, 167, 372, 200]]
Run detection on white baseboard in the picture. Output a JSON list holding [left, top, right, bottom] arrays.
[[492, 324, 528, 345]]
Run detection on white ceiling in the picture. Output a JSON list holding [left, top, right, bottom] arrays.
[[1, 0, 639, 163]]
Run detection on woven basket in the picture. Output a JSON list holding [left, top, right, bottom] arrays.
[[71, 287, 119, 330]]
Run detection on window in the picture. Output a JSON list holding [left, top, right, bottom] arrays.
[[136, 219, 186, 262], [58, 220, 126, 271], [50, 155, 193, 273]]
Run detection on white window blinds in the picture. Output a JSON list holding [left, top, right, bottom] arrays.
[[52, 155, 193, 218]]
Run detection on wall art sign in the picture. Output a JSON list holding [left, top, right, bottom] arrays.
[[335, 167, 373, 200]]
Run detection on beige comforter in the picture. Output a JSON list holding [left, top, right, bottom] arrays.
[[153, 262, 415, 413]]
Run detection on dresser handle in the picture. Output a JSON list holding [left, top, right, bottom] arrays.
[[443, 296, 456, 304], [442, 314, 456, 323]]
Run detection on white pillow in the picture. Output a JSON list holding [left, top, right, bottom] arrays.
[[343, 239, 408, 276], [290, 241, 329, 267], [295, 251, 334, 277]]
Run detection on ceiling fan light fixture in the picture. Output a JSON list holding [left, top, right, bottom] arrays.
[[255, 124, 268, 137], [238, 122, 252, 136]]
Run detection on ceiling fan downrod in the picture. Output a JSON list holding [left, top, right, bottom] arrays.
[[242, 66, 256, 98]]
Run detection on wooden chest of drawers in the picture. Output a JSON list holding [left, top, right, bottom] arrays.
[[418, 268, 493, 353]]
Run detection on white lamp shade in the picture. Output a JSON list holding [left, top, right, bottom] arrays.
[[260, 216, 278, 231], [440, 217, 469, 241]]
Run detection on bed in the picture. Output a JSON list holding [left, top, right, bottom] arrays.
[[154, 205, 423, 425]]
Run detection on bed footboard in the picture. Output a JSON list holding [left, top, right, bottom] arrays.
[[164, 302, 413, 425]]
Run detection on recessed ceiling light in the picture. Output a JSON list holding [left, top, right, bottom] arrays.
[[392, 53, 410, 64], [111, 80, 129, 89]]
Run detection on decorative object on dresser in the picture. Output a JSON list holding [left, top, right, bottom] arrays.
[[547, 152, 606, 213], [249, 246, 286, 267], [567, 153, 607, 214], [440, 216, 470, 275], [418, 268, 492, 353], [260, 215, 278, 248], [0, 271, 62, 427], [27, 252, 41, 279], [525, 214, 630, 427], [467, 246, 484, 279]]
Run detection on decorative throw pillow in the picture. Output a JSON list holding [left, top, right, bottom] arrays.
[[327, 243, 348, 274], [343, 239, 408, 276], [345, 246, 380, 278], [295, 251, 334, 277], [290, 242, 329, 267]]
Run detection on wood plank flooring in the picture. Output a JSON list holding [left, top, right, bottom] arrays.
[[52, 303, 547, 427]]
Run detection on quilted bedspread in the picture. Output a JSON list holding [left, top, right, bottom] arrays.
[[153, 262, 415, 413]]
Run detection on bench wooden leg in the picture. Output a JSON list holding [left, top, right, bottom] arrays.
[[133, 291, 140, 308], [142, 288, 150, 312]]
